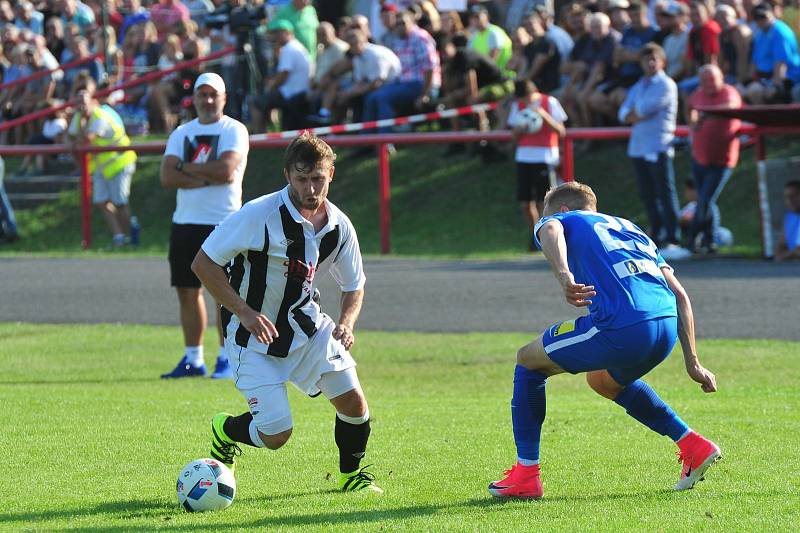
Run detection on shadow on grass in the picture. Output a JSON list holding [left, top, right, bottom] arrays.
[[2, 489, 708, 531]]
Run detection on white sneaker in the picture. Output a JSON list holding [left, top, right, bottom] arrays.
[[660, 244, 692, 261]]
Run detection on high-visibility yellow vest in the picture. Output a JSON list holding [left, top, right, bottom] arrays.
[[74, 105, 137, 180], [471, 24, 513, 76]]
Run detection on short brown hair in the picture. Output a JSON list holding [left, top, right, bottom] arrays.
[[640, 42, 666, 62], [543, 181, 597, 211], [284, 132, 336, 174]]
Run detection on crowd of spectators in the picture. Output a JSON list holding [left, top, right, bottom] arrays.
[[2, 0, 800, 253], [2, 0, 800, 144]]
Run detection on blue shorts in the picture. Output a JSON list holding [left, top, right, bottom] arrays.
[[541, 315, 678, 385]]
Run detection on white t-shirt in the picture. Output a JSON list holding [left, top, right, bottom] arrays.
[[202, 186, 365, 357], [44, 117, 68, 140], [507, 96, 568, 165], [277, 38, 311, 99], [164, 115, 249, 225], [352, 43, 402, 84]]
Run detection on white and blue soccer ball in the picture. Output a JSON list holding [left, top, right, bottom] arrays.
[[518, 107, 544, 134], [176, 458, 236, 512]]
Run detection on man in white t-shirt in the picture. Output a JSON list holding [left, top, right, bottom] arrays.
[[249, 19, 312, 133], [159, 72, 249, 380], [191, 132, 383, 494]]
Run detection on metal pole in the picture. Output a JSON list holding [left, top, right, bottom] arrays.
[[562, 137, 574, 181], [80, 150, 92, 249], [755, 134, 772, 259], [377, 143, 391, 254]]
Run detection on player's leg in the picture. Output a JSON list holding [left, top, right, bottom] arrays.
[[322, 372, 382, 493], [489, 324, 570, 499], [591, 317, 721, 489], [211, 344, 295, 470]]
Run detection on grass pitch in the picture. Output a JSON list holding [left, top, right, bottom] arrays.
[[1, 323, 798, 531]]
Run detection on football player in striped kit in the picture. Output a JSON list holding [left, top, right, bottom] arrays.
[[191, 132, 382, 494]]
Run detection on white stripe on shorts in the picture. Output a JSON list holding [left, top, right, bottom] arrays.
[[544, 326, 600, 354]]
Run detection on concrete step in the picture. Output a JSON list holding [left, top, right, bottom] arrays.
[[4, 174, 79, 210]]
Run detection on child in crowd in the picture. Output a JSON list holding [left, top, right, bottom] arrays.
[[679, 178, 734, 251], [16, 100, 68, 176]]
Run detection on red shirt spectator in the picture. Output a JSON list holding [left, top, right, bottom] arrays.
[[150, 0, 190, 41], [688, 68, 742, 168], [687, 2, 720, 64]]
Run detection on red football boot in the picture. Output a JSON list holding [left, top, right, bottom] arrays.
[[674, 431, 722, 490], [488, 463, 543, 499]]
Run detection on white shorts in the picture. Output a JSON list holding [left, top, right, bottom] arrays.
[[93, 164, 134, 205], [227, 315, 359, 435]]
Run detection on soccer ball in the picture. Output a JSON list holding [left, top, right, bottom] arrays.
[[518, 107, 544, 134], [176, 458, 236, 512]]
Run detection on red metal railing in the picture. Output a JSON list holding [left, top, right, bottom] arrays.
[[0, 53, 103, 92], [2, 124, 799, 254]]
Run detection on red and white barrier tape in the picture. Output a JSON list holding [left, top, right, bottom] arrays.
[[249, 101, 499, 140]]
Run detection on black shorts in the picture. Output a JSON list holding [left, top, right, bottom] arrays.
[[169, 223, 216, 288], [516, 162, 553, 202]]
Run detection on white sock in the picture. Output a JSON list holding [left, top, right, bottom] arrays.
[[517, 457, 539, 466], [185, 345, 204, 367]]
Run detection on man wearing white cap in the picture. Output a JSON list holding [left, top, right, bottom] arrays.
[[159, 72, 250, 380]]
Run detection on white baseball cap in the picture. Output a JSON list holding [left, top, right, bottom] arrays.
[[194, 72, 226, 94]]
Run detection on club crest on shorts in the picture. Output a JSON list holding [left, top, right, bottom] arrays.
[[553, 320, 576, 337]]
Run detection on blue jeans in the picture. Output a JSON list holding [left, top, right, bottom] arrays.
[[0, 160, 18, 240], [632, 153, 681, 245], [363, 80, 424, 133], [690, 161, 732, 249]]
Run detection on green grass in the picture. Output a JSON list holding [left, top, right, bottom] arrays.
[[4, 136, 799, 258], [1, 323, 798, 531]]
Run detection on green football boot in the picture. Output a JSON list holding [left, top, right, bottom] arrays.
[[339, 465, 384, 494], [210, 412, 242, 472]]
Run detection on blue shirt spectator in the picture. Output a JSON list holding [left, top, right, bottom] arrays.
[[618, 24, 658, 79], [751, 13, 800, 82], [61, 0, 96, 35], [618, 69, 677, 157], [118, 0, 151, 45], [14, 2, 44, 35]]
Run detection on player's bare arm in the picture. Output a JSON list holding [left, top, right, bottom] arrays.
[[537, 219, 596, 307], [159, 155, 207, 189], [661, 266, 717, 393], [182, 151, 243, 184], [332, 289, 364, 350], [191, 250, 278, 345]]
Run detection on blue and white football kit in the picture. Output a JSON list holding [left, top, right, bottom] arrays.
[[491, 208, 721, 498], [534, 210, 678, 385]]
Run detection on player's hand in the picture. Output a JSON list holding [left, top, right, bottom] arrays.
[[239, 308, 278, 345], [332, 323, 355, 350], [687, 362, 717, 393], [558, 271, 596, 308]]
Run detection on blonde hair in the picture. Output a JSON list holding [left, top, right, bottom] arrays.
[[543, 181, 598, 212]]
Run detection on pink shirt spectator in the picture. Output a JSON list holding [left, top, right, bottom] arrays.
[[150, 0, 190, 41], [688, 84, 742, 168], [392, 24, 441, 88]]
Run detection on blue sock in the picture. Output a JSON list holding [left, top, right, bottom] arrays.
[[511, 365, 547, 463], [613, 379, 689, 441]]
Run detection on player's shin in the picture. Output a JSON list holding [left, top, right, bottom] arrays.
[[335, 411, 370, 473], [512, 365, 547, 464], [613, 379, 689, 441]]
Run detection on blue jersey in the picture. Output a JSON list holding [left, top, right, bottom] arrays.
[[534, 210, 677, 329]]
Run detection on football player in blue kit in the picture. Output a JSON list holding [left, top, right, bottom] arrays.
[[488, 181, 721, 499]]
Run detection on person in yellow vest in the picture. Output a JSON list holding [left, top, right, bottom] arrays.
[[467, 4, 514, 77], [68, 87, 137, 248], [507, 79, 567, 251]]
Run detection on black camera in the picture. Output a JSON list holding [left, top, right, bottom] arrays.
[[206, 4, 268, 36]]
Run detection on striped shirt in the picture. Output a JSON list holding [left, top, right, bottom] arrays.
[[201, 186, 366, 357], [392, 25, 441, 88]]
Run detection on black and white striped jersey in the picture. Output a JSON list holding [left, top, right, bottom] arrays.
[[201, 186, 365, 357]]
